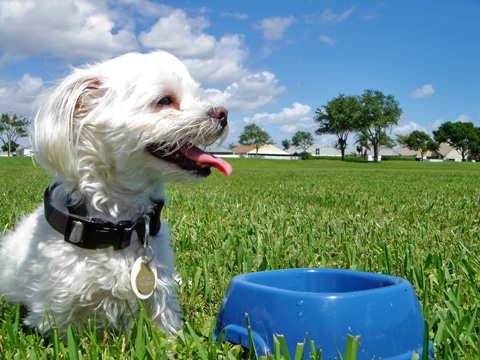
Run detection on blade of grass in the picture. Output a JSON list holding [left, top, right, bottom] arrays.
[[135, 309, 146, 360], [67, 325, 79, 360], [343, 335, 360, 360], [306, 333, 323, 360], [276, 335, 291, 360], [186, 322, 209, 360], [422, 320, 430, 360], [383, 242, 391, 275], [294, 342, 305, 360], [51, 326, 60, 360], [244, 313, 259, 360]]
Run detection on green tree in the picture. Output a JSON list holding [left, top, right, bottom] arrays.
[[314, 94, 361, 161], [291, 131, 314, 156], [354, 132, 370, 158], [239, 124, 272, 157], [468, 128, 480, 160], [281, 139, 291, 150], [0, 112, 30, 156], [357, 90, 402, 163], [1, 141, 19, 153], [398, 130, 439, 161], [355, 130, 394, 160], [433, 121, 479, 162], [395, 134, 409, 147]]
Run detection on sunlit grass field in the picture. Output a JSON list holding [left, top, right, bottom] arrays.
[[0, 157, 479, 359]]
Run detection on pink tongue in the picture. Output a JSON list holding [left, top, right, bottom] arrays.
[[180, 146, 232, 176]]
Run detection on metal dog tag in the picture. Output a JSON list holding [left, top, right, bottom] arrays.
[[131, 257, 157, 300]]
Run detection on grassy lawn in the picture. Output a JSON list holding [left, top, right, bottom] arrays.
[[0, 157, 479, 359]]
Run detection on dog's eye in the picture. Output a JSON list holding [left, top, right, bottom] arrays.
[[156, 97, 173, 106]]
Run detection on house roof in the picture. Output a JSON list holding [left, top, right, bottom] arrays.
[[437, 143, 455, 156], [202, 143, 234, 154], [394, 143, 460, 158], [393, 147, 419, 157], [232, 143, 290, 155], [288, 143, 341, 156], [345, 146, 400, 156], [232, 144, 256, 153]]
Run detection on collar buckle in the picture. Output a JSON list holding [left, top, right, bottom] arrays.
[[45, 185, 163, 251], [64, 217, 136, 250]]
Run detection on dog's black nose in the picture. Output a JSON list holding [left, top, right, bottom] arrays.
[[212, 107, 228, 129]]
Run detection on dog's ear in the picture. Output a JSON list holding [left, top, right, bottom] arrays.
[[74, 78, 106, 120], [34, 70, 106, 179]]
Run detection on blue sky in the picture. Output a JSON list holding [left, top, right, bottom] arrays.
[[1, 0, 479, 148]]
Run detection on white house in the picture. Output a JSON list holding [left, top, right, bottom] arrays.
[[288, 144, 341, 157], [203, 143, 235, 158], [345, 146, 400, 161], [394, 143, 464, 162], [435, 143, 463, 162], [16, 146, 33, 157], [232, 144, 298, 160]]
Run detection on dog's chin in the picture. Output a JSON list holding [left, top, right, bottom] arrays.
[[146, 143, 212, 177]]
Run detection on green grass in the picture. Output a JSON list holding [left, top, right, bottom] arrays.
[[1, 157, 479, 359]]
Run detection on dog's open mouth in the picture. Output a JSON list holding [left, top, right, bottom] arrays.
[[146, 143, 232, 177]]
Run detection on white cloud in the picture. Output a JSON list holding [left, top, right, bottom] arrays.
[[308, 6, 356, 24], [124, 0, 174, 19], [391, 117, 471, 139], [409, 84, 435, 98], [241, 102, 315, 145], [361, 12, 380, 21], [0, 0, 139, 63], [253, 15, 297, 41], [139, 9, 217, 58], [319, 35, 337, 45], [276, 120, 325, 145], [392, 121, 426, 136], [221, 12, 248, 20], [203, 72, 287, 114], [0, 0, 295, 130], [0, 73, 46, 118], [427, 118, 445, 134], [454, 114, 471, 123], [182, 34, 249, 86], [243, 102, 311, 126], [138, 8, 250, 86]]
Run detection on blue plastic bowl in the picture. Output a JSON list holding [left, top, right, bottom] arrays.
[[215, 268, 434, 359]]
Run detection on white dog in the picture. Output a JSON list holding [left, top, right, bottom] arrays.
[[0, 51, 232, 337]]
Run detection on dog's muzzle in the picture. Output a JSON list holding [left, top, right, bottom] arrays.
[[146, 106, 232, 177], [210, 106, 228, 130]]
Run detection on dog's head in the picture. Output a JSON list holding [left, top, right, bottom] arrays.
[[34, 52, 231, 213]]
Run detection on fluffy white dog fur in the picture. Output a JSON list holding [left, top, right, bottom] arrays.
[[0, 51, 230, 337]]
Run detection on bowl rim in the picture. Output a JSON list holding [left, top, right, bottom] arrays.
[[232, 268, 408, 297]]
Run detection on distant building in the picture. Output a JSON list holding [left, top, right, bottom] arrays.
[[232, 143, 298, 160], [392, 147, 418, 158], [345, 146, 400, 161], [16, 147, 33, 157], [288, 144, 341, 157], [393, 143, 463, 162], [432, 143, 463, 162], [202, 143, 235, 157]]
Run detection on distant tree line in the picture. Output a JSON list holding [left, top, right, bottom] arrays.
[[232, 89, 480, 162], [0, 112, 30, 156], [314, 89, 402, 162], [314, 89, 480, 162]]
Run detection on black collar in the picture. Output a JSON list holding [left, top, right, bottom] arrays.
[[44, 185, 164, 250]]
